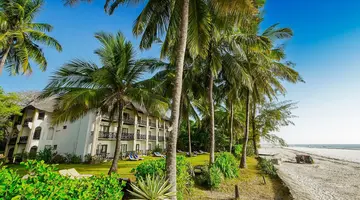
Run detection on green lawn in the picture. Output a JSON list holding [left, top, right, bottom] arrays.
[[6, 154, 210, 180]]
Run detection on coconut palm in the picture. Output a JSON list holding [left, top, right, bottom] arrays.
[[40, 31, 168, 174], [0, 0, 62, 75]]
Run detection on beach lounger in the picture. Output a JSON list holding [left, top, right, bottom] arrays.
[[59, 168, 92, 179], [134, 154, 144, 160], [199, 150, 207, 154], [154, 152, 165, 158], [129, 154, 138, 161], [193, 151, 200, 155]]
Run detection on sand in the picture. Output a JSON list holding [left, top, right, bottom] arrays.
[[259, 147, 360, 200]]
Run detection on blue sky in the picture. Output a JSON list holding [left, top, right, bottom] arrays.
[[1, 0, 360, 144]]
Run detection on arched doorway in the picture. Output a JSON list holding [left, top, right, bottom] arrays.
[[7, 147, 14, 160], [29, 146, 38, 159]]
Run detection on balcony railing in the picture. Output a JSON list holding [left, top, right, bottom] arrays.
[[149, 122, 156, 128], [98, 131, 116, 139], [121, 133, 134, 140], [149, 135, 156, 141], [138, 120, 147, 127], [9, 137, 17, 145], [123, 118, 135, 125], [18, 136, 28, 144], [136, 133, 146, 140], [158, 136, 164, 141]]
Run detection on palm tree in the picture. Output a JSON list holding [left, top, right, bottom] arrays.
[[40, 31, 167, 174], [0, 0, 62, 75]]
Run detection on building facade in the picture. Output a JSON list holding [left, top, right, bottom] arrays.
[[4, 98, 170, 160]]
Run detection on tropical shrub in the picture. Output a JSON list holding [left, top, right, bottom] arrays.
[[196, 165, 223, 189], [214, 152, 238, 178], [36, 148, 53, 163], [234, 144, 243, 159], [152, 145, 163, 154], [129, 175, 176, 200], [0, 160, 125, 199], [51, 154, 67, 164], [132, 156, 193, 199], [258, 158, 277, 177], [64, 153, 82, 164]]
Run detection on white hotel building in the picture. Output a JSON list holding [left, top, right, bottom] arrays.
[[4, 97, 170, 160]]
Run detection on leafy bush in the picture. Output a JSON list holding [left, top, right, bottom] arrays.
[[129, 175, 176, 199], [214, 152, 238, 178], [132, 156, 193, 199], [246, 143, 255, 157], [258, 158, 277, 177], [234, 144, 243, 159], [51, 154, 67, 164], [0, 160, 125, 199], [65, 153, 82, 164], [36, 148, 53, 163], [196, 165, 223, 189], [152, 145, 163, 154]]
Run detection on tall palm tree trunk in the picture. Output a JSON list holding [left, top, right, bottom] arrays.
[[0, 47, 10, 74], [252, 104, 259, 156], [166, 0, 189, 198], [209, 71, 215, 164], [229, 101, 234, 153], [108, 102, 124, 174], [240, 91, 250, 168], [187, 117, 192, 154]]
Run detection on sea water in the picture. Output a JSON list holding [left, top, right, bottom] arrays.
[[289, 144, 360, 150]]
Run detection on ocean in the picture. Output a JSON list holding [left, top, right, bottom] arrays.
[[289, 144, 360, 150]]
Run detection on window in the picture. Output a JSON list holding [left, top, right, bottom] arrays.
[[121, 144, 127, 152], [148, 143, 152, 150], [63, 125, 67, 129], [137, 129, 140, 134], [38, 112, 45, 120], [149, 131, 151, 136], [122, 128, 128, 134], [100, 125, 110, 132], [123, 113, 129, 119], [47, 127, 54, 140], [53, 145, 57, 150], [33, 127, 41, 140], [136, 144, 140, 152], [100, 145, 107, 153], [138, 116, 142, 122]]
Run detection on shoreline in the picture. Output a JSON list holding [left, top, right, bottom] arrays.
[[260, 147, 360, 200]]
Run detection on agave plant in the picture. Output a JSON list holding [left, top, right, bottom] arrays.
[[128, 175, 176, 200]]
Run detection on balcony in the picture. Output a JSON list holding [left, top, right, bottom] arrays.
[[9, 137, 17, 145], [23, 118, 33, 127], [149, 122, 156, 129], [18, 136, 28, 144], [159, 124, 164, 129], [98, 131, 134, 141], [98, 131, 116, 140], [159, 136, 164, 141], [123, 117, 135, 125], [121, 133, 134, 141], [149, 135, 156, 141], [136, 133, 146, 140], [138, 120, 147, 127]]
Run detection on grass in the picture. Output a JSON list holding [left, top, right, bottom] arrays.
[[5, 154, 209, 180], [5, 154, 291, 199]]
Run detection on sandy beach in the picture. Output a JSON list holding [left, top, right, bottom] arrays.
[[260, 147, 360, 200]]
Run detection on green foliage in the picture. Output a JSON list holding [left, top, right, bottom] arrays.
[[64, 153, 82, 164], [132, 156, 193, 199], [51, 154, 67, 164], [214, 152, 238, 179], [196, 165, 223, 189], [234, 144, 243, 159], [36, 148, 53, 163], [0, 87, 22, 140], [129, 175, 176, 200], [246, 142, 255, 157], [152, 144, 163, 154], [0, 0, 62, 75], [257, 158, 277, 177], [0, 160, 125, 199]]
